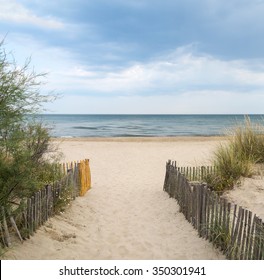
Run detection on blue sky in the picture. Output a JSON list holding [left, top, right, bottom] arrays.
[[1, 0, 264, 114]]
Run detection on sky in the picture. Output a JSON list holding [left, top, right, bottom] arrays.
[[1, 0, 264, 114]]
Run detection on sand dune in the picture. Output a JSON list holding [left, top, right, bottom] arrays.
[[222, 176, 264, 221], [4, 137, 226, 259]]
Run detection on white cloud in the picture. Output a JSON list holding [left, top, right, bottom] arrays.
[[0, 0, 64, 29], [42, 44, 264, 113], [45, 45, 264, 97], [2, 35, 264, 114]]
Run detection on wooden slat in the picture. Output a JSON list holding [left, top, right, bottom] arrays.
[[252, 216, 259, 260], [10, 216, 23, 243], [1, 207, 11, 247], [237, 208, 245, 259], [240, 209, 248, 260], [226, 202, 231, 257], [205, 189, 211, 240], [244, 210, 253, 259], [218, 197, 223, 250], [260, 222, 264, 260], [201, 185, 207, 238], [0, 221, 8, 247], [209, 192, 216, 243], [254, 217, 262, 260]]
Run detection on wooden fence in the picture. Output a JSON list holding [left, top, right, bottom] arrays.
[[163, 160, 264, 260], [174, 164, 218, 182], [0, 159, 91, 248]]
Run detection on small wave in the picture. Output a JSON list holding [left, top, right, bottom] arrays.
[[118, 125, 142, 129], [73, 126, 98, 130], [114, 134, 153, 137]]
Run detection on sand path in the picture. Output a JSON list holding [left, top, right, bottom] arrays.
[[4, 138, 225, 259]]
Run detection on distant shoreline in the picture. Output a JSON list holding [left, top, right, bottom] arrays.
[[42, 114, 262, 138], [51, 135, 229, 142]]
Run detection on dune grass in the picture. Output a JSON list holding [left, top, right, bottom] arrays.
[[206, 116, 264, 192], [231, 117, 264, 163]]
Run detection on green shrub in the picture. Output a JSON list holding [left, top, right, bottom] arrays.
[[0, 123, 62, 206], [53, 185, 74, 214], [0, 41, 59, 208]]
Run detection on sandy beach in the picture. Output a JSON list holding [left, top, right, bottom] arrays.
[[3, 137, 230, 259]]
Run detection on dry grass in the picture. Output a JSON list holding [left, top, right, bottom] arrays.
[[207, 116, 264, 192]]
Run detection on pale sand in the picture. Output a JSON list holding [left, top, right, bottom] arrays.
[[223, 176, 264, 221], [4, 137, 228, 260]]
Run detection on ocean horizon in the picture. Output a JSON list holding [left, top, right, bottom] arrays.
[[37, 114, 264, 138]]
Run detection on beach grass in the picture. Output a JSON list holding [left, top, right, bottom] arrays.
[[206, 116, 264, 192]]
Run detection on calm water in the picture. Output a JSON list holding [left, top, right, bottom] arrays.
[[36, 114, 264, 138]]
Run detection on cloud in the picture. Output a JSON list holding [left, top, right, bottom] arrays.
[[3, 35, 263, 106], [0, 0, 64, 29], [2, 0, 264, 70], [1, 0, 264, 115], [59, 0, 264, 60], [44, 45, 264, 98]]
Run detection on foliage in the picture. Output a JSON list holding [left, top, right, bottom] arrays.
[[53, 184, 74, 214], [0, 41, 60, 208], [0, 42, 52, 135], [230, 116, 264, 164], [206, 116, 264, 192], [205, 144, 254, 192], [209, 222, 232, 254]]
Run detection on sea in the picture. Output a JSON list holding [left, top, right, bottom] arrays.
[[36, 114, 264, 138]]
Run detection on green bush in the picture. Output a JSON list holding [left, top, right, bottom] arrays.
[[0, 123, 62, 206], [0, 41, 60, 208], [53, 185, 74, 214]]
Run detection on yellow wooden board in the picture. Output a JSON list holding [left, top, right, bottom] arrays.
[[79, 159, 91, 196]]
